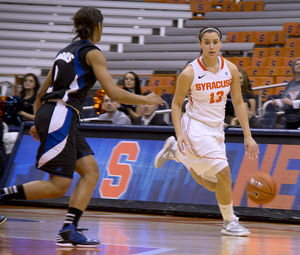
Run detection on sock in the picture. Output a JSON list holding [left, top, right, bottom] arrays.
[[175, 149, 190, 170], [0, 185, 26, 201], [219, 201, 235, 222], [62, 207, 83, 229]]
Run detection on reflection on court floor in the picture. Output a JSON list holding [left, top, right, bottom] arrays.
[[0, 206, 299, 255]]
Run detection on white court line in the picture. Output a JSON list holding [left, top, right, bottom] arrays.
[[4, 237, 176, 254], [133, 248, 176, 255]]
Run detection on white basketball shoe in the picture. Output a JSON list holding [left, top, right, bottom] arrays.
[[154, 136, 179, 169], [221, 217, 250, 237]]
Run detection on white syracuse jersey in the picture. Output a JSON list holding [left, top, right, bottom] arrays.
[[185, 55, 232, 127]]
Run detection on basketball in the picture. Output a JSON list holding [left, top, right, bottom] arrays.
[[246, 172, 277, 204]]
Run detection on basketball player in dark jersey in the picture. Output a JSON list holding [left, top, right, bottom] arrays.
[[0, 7, 163, 247]]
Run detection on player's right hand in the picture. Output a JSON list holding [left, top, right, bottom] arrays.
[[244, 136, 259, 160], [177, 135, 187, 156], [29, 125, 39, 141], [145, 92, 164, 106]]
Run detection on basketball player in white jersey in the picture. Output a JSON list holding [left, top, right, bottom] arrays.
[[155, 26, 259, 236]]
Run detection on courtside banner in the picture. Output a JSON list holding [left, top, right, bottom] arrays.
[[4, 134, 300, 211]]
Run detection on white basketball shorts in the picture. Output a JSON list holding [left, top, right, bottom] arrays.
[[181, 114, 229, 183]]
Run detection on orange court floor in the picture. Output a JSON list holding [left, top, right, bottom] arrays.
[[0, 205, 299, 255]]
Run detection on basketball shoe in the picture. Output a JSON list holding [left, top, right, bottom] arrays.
[[154, 136, 179, 169], [0, 215, 7, 225], [56, 224, 100, 248], [221, 217, 250, 237]]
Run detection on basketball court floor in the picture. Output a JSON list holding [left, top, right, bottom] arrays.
[[0, 205, 299, 255]]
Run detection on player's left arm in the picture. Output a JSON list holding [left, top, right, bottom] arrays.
[[34, 66, 53, 114], [30, 66, 54, 141], [227, 61, 259, 159]]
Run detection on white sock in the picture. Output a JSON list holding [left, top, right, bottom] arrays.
[[218, 201, 235, 222]]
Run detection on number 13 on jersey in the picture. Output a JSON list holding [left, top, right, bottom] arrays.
[[210, 91, 224, 104]]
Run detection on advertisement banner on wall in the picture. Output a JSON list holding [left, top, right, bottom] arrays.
[[4, 134, 300, 211]]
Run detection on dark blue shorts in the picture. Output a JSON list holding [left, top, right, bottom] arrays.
[[35, 102, 93, 178]]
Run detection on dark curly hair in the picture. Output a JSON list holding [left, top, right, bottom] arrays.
[[72, 7, 103, 42]]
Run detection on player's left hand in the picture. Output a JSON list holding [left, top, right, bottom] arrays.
[[29, 125, 39, 141], [244, 136, 259, 160]]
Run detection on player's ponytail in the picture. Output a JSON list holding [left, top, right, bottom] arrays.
[[72, 7, 104, 42]]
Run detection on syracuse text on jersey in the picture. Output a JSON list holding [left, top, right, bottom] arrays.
[[195, 79, 231, 91]]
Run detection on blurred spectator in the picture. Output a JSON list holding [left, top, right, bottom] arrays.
[[272, 58, 300, 129], [119, 71, 142, 121], [18, 73, 40, 121], [2, 121, 18, 155], [225, 69, 256, 124], [3, 73, 40, 125], [0, 119, 6, 179], [133, 92, 169, 126], [98, 94, 131, 125], [231, 99, 265, 129]]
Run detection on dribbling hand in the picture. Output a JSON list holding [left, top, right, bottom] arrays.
[[244, 136, 259, 160], [29, 125, 39, 141]]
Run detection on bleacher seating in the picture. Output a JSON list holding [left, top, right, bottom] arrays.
[[260, 97, 286, 129], [144, 34, 228, 44], [260, 117, 277, 129], [0, 0, 192, 75], [0, 0, 291, 77], [205, 10, 300, 19], [165, 26, 283, 36], [186, 18, 294, 29], [1, 0, 191, 13], [0, 0, 299, 126], [236, 1, 264, 12], [81, 96, 99, 119], [264, 3, 300, 11], [274, 76, 292, 95], [122, 42, 254, 52], [244, 0, 299, 3]]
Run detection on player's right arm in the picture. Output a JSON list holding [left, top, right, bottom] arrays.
[[86, 50, 163, 106], [172, 65, 193, 155]]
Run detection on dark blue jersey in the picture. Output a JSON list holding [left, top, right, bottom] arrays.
[[41, 40, 100, 112]]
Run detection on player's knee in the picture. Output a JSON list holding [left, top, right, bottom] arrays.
[[49, 176, 72, 197], [204, 182, 216, 192], [201, 176, 217, 191], [190, 168, 217, 191], [52, 182, 71, 197], [216, 167, 231, 184], [55, 186, 69, 197], [86, 163, 100, 185], [91, 166, 100, 184]]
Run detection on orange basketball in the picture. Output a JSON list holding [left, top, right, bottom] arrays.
[[246, 172, 277, 204]]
